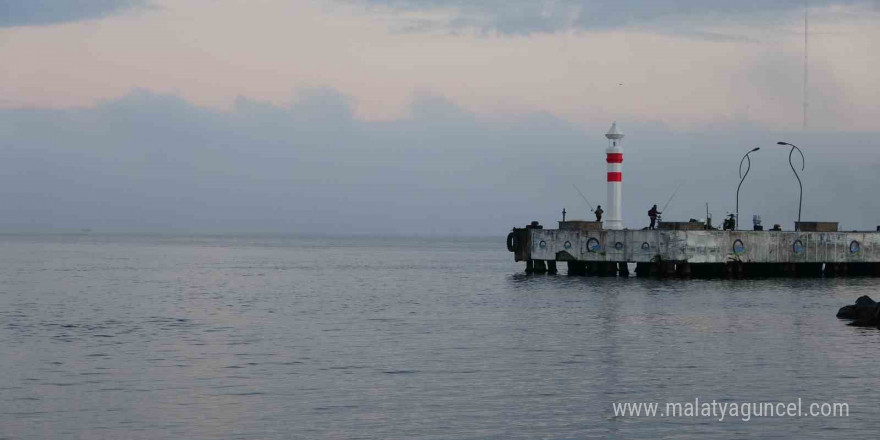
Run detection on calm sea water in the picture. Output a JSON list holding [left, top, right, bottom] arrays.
[[1, 234, 878, 439]]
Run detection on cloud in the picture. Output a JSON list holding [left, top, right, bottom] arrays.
[[349, 0, 875, 36], [0, 0, 150, 27], [1, 88, 878, 235]]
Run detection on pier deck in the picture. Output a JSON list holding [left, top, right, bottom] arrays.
[[509, 227, 880, 277]]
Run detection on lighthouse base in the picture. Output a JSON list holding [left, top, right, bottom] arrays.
[[603, 219, 624, 230]]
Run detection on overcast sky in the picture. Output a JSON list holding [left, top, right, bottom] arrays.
[[1, 0, 879, 234]]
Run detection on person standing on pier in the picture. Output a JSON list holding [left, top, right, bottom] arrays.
[[594, 205, 603, 222], [648, 205, 661, 230]]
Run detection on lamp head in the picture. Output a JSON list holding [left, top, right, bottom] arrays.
[[777, 141, 789, 146], [750, 147, 760, 152]]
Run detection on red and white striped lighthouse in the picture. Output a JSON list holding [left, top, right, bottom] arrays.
[[604, 122, 624, 230]]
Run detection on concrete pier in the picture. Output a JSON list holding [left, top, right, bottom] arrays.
[[509, 227, 880, 278]]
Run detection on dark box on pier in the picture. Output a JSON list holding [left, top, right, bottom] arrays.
[[559, 221, 603, 231], [796, 221, 838, 232], [658, 221, 705, 231]]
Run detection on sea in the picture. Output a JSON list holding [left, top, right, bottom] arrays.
[[1, 234, 878, 439]]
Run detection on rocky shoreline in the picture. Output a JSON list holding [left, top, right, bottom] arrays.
[[837, 296, 880, 327]]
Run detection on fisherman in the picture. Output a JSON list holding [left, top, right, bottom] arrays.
[[722, 214, 736, 231], [648, 205, 660, 230], [594, 205, 604, 222]]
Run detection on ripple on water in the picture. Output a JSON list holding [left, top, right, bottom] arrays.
[[2, 236, 879, 439]]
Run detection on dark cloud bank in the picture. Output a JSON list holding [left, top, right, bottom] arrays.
[[352, 0, 877, 35], [0, 0, 149, 27], [1, 89, 878, 235], [2, 0, 876, 32]]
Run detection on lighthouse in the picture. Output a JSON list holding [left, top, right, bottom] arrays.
[[604, 122, 624, 230]]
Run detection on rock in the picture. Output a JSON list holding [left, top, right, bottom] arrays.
[[849, 318, 880, 327], [837, 305, 858, 319], [838, 296, 880, 327], [855, 295, 876, 306]]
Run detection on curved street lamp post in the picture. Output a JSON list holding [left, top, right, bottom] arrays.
[[777, 141, 805, 231], [736, 147, 760, 230]]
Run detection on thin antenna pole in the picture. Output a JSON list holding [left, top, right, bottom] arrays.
[[803, 0, 809, 130]]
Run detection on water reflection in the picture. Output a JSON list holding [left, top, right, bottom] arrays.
[[0, 235, 878, 439]]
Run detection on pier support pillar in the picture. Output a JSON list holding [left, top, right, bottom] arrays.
[[635, 262, 659, 277], [850, 263, 870, 276], [617, 262, 630, 277], [697, 263, 724, 278], [768, 263, 785, 277], [659, 262, 676, 277], [585, 262, 600, 276], [796, 263, 823, 277], [723, 262, 744, 278], [824, 263, 834, 277], [567, 261, 587, 276], [600, 262, 617, 277], [547, 261, 558, 274], [691, 263, 708, 278], [722, 263, 734, 279], [872, 263, 880, 277], [676, 262, 692, 278], [532, 260, 547, 274], [745, 264, 772, 278]]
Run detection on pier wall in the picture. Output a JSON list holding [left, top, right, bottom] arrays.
[[526, 229, 880, 264]]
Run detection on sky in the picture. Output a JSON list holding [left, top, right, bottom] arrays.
[[1, 0, 879, 234]]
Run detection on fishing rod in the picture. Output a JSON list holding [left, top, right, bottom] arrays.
[[572, 184, 595, 213], [660, 183, 682, 214]]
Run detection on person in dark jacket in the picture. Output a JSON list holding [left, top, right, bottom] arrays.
[[594, 205, 604, 222], [648, 205, 660, 230], [722, 214, 736, 231]]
